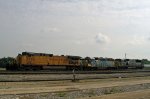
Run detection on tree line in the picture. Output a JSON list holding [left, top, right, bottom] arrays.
[[0, 57, 15, 68]]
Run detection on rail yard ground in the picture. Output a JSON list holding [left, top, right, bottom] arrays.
[[0, 70, 149, 99]]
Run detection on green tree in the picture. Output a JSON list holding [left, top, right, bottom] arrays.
[[0, 57, 16, 68]]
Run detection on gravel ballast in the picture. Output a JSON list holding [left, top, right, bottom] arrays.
[[0, 72, 150, 82]]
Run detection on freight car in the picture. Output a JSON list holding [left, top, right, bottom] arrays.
[[6, 52, 144, 71]]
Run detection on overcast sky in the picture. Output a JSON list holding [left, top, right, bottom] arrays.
[[0, 0, 150, 59]]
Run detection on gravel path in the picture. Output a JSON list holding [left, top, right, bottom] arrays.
[[0, 77, 149, 99], [83, 89, 150, 99]]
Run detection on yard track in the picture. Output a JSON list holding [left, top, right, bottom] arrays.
[[0, 69, 149, 75], [0, 70, 150, 82]]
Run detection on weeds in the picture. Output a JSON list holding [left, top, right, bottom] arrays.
[[104, 87, 122, 94], [57, 92, 66, 97]]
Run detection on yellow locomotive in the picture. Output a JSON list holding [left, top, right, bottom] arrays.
[[8, 52, 81, 70]]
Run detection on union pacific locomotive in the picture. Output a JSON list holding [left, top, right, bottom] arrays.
[[6, 52, 144, 71]]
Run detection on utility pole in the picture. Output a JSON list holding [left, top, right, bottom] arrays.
[[125, 53, 126, 59]]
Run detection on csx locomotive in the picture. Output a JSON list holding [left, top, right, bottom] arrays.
[[6, 52, 144, 71]]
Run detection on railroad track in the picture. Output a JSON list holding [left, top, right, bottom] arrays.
[[0, 72, 150, 82], [0, 69, 149, 75]]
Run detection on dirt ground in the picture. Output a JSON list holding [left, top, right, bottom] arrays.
[[84, 89, 150, 99], [0, 76, 150, 96]]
